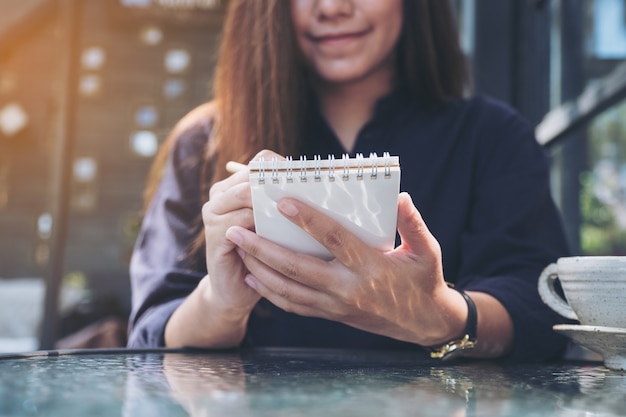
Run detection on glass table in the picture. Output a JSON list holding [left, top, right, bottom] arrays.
[[1, 347, 625, 417]]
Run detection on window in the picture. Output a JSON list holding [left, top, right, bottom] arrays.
[[71, 157, 98, 212], [163, 78, 186, 99], [37, 213, 53, 240], [130, 130, 158, 157], [120, 0, 151, 7], [139, 25, 164, 46], [79, 74, 102, 98], [73, 157, 98, 183], [0, 102, 28, 137], [589, 0, 626, 59], [134, 105, 159, 128], [81, 46, 106, 71], [580, 98, 626, 255], [164, 48, 191, 74]]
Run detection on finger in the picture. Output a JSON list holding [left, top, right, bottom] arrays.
[[225, 225, 334, 292], [226, 161, 247, 174], [211, 149, 285, 197], [244, 273, 332, 319], [250, 149, 286, 162], [204, 182, 252, 216], [209, 168, 250, 198], [396, 192, 441, 256], [203, 206, 255, 232], [204, 209, 255, 256], [276, 198, 375, 268], [240, 253, 323, 308]]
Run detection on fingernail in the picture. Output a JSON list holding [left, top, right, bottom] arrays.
[[225, 227, 243, 245], [278, 200, 299, 217], [244, 274, 258, 289]]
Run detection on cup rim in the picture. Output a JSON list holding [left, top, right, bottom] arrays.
[[554, 256, 626, 278], [557, 256, 626, 266]]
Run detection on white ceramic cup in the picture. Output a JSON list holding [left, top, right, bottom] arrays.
[[538, 256, 626, 328]]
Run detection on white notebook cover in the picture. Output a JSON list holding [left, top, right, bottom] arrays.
[[249, 153, 401, 260]]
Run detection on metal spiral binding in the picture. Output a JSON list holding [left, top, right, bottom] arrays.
[[370, 152, 378, 179], [314, 155, 322, 182], [271, 157, 280, 184], [383, 152, 392, 178], [299, 155, 307, 183], [256, 153, 395, 184], [286, 156, 293, 183], [258, 156, 266, 184], [356, 153, 364, 180]]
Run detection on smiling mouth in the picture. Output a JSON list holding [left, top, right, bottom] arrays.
[[309, 29, 371, 45]]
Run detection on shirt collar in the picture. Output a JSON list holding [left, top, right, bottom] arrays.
[[304, 86, 414, 156]]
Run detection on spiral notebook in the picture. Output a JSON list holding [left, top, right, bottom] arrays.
[[249, 152, 401, 260]]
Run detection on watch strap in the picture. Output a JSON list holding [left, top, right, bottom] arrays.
[[459, 289, 477, 341], [430, 287, 478, 360]]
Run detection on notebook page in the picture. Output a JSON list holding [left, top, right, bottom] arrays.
[[249, 154, 401, 260]]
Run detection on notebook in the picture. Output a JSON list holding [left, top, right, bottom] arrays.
[[249, 152, 401, 260]]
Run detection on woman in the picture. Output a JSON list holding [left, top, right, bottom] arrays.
[[128, 0, 571, 361]]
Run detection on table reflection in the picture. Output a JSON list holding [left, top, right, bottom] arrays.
[[125, 349, 471, 417], [162, 352, 247, 416], [1, 348, 625, 417]]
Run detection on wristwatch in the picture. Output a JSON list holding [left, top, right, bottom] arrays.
[[430, 286, 478, 360]]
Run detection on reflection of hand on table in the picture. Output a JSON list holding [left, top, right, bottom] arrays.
[[163, 353, 247, 416]]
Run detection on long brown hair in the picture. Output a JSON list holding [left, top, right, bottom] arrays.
[[143, 0, 469, 252]]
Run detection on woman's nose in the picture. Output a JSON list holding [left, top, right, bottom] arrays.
[[314, 0, 355, 20]]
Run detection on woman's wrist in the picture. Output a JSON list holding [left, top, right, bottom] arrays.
[[424, 288, 514, 359], [165, 275, 251, 349], [429, 284, 469, 345], [406, 284, 467, 348], [197, 275, 255, 325], [430, 287, 478, 359], [462, 291, 514, 358]]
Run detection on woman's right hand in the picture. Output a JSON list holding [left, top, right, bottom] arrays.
[[165, 150, 283, 348], [201, 160, 260, 318], [165, 163, 258, 348]]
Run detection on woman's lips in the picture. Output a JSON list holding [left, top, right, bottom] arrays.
[[310, 29, 370, 46]]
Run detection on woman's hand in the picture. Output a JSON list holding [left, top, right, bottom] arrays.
[[200, 160, 259, 316], [165, 149, 283, 349], [224, 192, 469, 347]]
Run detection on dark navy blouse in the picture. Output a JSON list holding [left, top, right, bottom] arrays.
[[128, 91, 572, 362]]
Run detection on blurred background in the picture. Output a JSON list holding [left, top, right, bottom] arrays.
[[0, 0, 625, 352]]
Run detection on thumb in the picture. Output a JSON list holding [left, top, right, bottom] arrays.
[[396, 192, 441, 255]]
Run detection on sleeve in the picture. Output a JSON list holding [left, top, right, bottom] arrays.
[[127, 127, 209, 348], [455, 98, 573, 362]]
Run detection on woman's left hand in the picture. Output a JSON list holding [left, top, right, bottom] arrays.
[[224, 192, 468, 347]]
